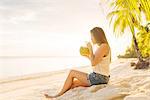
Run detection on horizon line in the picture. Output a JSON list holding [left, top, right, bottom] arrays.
[[0, 56, 82, 58]]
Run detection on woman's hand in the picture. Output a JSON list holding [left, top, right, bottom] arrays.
[[83, 54, 90, 59], [86, 42, 92, 51], [86, 42, 94, 60]]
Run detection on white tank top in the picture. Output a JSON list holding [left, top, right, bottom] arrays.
[[92, 44, 111, 76]]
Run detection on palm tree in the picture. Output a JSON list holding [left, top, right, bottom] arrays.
[[107, 0, 150, 69]]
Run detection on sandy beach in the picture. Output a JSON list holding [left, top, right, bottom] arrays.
[[1, 58, 150, 100]]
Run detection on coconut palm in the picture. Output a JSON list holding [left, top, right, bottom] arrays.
[[107, 0, 150, 69], [137, 23, 150, 58]]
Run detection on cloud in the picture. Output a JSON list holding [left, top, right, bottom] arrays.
[[0, 0, 103, 34], [0, 0, 43, 23]]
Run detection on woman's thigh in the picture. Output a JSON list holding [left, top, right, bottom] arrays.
[[72, 79, 90, 88], [69, 69, 90, 86]]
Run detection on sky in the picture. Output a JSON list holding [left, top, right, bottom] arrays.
[[0, 0, 132, 59]]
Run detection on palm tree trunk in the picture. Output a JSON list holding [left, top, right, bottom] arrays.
[[131, 33, 150, 69], [132, 33, 143, 62]]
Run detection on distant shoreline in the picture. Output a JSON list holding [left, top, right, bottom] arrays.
[[0, 65, 89, 84], [0, 58, 138, 84], [0, 56, 82, 58]]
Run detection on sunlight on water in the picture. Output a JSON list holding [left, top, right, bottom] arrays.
[[0, 56, 90, 78], [0, 0, 132, 79]]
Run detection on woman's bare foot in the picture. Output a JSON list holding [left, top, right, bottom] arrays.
[[44, 94, 59, 98]]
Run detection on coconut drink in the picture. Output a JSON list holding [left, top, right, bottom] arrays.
[[80, 46, 90, 56], [79, 41, 90, 56]]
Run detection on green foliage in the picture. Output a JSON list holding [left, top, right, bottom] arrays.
[[139, 0, 150, 20], [119, 27, 150, 58], [137, 29, 150, 58], [118, 46, 137, 58], [107, 10, 131, 36], [107, 0, 150, 36], [107, 0, 141, 36], [108, 0, 150, 59]]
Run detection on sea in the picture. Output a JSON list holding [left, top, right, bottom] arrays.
[[0, 56, 90, 79]]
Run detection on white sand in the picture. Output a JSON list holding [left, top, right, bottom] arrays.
[[1, 58, 150, 100]]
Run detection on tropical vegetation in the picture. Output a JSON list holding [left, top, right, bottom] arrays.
[[107, 0, 150, 69]]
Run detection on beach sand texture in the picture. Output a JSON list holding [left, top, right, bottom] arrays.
[[1, 58, 150, 100]]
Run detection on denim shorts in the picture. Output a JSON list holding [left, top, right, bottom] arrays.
[[87, 72, 110, 86]]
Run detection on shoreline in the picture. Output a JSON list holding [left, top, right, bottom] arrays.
[[0, 58, 137, 84], [0, 65, 89, 84], [2, 58, 149, 100]]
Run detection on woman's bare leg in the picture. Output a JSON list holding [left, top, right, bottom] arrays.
[[57, 70, 90, 96], [44, 69, 90, 98], [71, 78, 90, 89]]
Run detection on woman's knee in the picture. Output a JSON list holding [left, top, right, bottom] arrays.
[[70, 69, 76, 73], [71, 79, 79, 89], [69, 69, 76, 77], [71, 83, 76, 89]]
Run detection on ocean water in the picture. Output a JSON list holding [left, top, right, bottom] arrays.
[[0, 56, 90, 79], [0, 0, 130, 80]]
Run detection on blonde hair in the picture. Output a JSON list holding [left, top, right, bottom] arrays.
[[90, 27, 111, 61], [90, 27, 108, 46]]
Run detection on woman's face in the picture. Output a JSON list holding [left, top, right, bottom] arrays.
[[91, 34, 96, 44]]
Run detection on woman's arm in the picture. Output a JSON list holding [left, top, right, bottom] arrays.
[[87, 43, 109, 66], [86, 42, 94, 64]]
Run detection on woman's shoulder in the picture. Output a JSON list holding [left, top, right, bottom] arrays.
[[96, 43, 110, 55], [97, 43, 109, 50]]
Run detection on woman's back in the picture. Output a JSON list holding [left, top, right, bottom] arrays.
[[92, 44, 111, 76]]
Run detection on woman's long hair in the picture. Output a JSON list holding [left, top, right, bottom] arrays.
[[90, 27, 108, 46], [90, 27, 111, 61]]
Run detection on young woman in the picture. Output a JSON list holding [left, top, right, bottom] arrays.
[[44, 27, 111, 98]]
